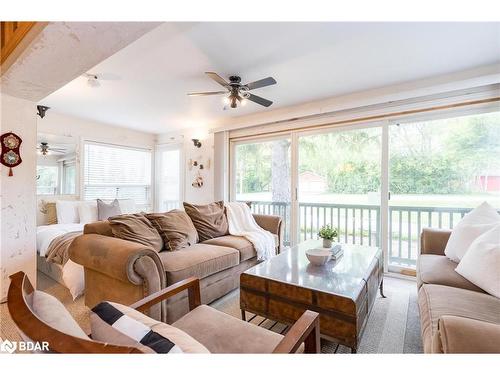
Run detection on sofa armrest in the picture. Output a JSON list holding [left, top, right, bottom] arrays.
[[420, 228, 451, 256], [253, 214, 283, 252], [433, 315, 500, 353], [69, 234, 165, 286]]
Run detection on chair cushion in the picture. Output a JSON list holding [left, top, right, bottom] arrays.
[[31, 290, 88, 340], [91, 301, 209, 353], [158, 244, 239, 284], [418, 284, 500, 353], [145, 210, 198, 251], [172, 305, 288, 353], [202, 235, 256, 261], [183, 201, 229, 242], [417, 254, 485, 293]]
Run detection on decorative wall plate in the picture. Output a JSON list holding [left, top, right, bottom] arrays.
[[1, 132, 22, 176]]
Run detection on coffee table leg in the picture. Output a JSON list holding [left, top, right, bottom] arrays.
[[241, 309, 247, 321], [379, 279, 386, 298]]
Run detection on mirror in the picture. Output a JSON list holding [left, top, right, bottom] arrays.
[[36, 133, 78, 196]]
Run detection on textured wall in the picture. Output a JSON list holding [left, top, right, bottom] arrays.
[[0, 94, 37, 301]]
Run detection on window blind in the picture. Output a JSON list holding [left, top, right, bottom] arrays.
[[83, 142, 152, 209]]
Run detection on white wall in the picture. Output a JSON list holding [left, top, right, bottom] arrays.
[[157, 127, 214, 205], [0, 93, 38, 301]]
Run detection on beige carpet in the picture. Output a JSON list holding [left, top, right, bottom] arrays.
[[1, 272, 422, 353]]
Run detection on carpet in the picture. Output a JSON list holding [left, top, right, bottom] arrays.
[[1, 272, 422, 354]]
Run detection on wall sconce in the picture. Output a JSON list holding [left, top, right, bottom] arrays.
[[192, 139, 202, 148]]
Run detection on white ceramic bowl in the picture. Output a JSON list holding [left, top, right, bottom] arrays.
[[306, 249, 331, 266]]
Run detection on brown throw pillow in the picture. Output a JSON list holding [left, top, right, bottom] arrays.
[[108, 213, 163, 252], [45, 202, 58, 225], [183, 201, 229, 242], [145, 210, 198, 251]]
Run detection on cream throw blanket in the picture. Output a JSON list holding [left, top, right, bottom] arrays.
[[225, 202, 276, 260]]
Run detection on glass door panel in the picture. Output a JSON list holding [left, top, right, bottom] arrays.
[[298, 127, 382, 247], [388, 111, 500, 269], [233, 137, 292, 246], [156, 144, 183, 211]]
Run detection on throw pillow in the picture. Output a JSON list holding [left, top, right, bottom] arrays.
[[45, 202, 58, 225], [145, 210, 198, 251], [444, 202, 500, 262], [79, 201, 98, 224], [108, 213, 163, 252], [97, 199, 122, 220], [455, 224, 500, 298], [31, 290, 89, 340], [183, 201, 229, 242], [56, 200, 80, 224], [91, 301, 209, 353]]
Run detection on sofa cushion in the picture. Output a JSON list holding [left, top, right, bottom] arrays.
[[418, 284, 500, 353], [108, 213, 163, 252], [202, 235, 256, 261], [158, 244, 239, 284], [417, 254, 485, 293], [145, 210, 198, 251], [183, 201, 229, 242], [173, 305, 297, 353]]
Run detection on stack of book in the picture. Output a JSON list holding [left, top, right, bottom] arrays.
[[330, 244, 344, 260]]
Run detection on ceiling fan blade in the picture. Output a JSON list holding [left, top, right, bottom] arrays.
[[205, 72, 230, 88], [245, 77, 277, 90], [247, 94, 273, 107], [187, 91, 227, 96]]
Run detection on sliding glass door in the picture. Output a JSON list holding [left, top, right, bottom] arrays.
[[156, 144, 183, 211], [297, 126, 382, 247], [232, 136, 292, 245], [230, 109, 500, 273]]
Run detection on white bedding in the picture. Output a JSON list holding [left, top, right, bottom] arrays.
[[36, 223, 85, 300]]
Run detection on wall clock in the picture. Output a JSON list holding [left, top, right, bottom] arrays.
[[1, 132, 22, 176]]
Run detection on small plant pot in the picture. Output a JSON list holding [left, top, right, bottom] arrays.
[[322, 239, 333, 248]]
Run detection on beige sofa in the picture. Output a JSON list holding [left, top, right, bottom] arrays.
[[69, 213, 282, 324], [417, 228, 500, 353]]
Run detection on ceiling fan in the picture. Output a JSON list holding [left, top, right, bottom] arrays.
[[37, 142, 66, 156], [188, 72, 277, 109]]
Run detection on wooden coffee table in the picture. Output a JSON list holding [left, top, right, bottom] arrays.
[[240, 239, 384, 352]]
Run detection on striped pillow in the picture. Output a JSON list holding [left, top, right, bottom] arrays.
[[92, 302, 182, 353]]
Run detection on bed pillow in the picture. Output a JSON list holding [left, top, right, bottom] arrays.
[[79, 201, 98, 224], [97, 199, 122, 220], [455, 224, 500, 298], [31, 290, 88, 339], [183, 201, 229, 242], [108, 213, 163, 252], [444, 202, 500, 262], [45, 202, 58, 225], [56, 200, 80, 224], [145, 210, 198, 251], [91, 301, 209, 353]]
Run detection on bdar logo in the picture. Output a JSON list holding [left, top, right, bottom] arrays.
[[0, 339, 17, 354]]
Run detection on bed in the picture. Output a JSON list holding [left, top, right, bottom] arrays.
[[36, 223, 85, 299]]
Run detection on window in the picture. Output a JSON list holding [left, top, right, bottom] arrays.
[[156, 144, 183, 211], [62, 160, 76, 195], [37, 165, 59, 195], [83, 142, 152, 211]]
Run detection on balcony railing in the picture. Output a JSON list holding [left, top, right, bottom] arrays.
[[244, 200, 477, 268]]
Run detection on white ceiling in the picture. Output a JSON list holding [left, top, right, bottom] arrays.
[[42, 22, 500, 134]]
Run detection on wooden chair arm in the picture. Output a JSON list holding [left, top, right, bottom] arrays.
[[273, 310, 320, 354], [130, 277, 201, 313]]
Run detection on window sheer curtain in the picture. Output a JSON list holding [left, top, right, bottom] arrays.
[[83, 142, 152, 211]]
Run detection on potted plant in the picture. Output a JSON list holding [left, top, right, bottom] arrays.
[[318, 224, 338, 248]]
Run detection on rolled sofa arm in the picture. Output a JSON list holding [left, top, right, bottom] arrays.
[[253, 214, 283, 252], [69, 234, 167, 321], [420, 228, 451, 256], [432, 315, 500, 353]]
